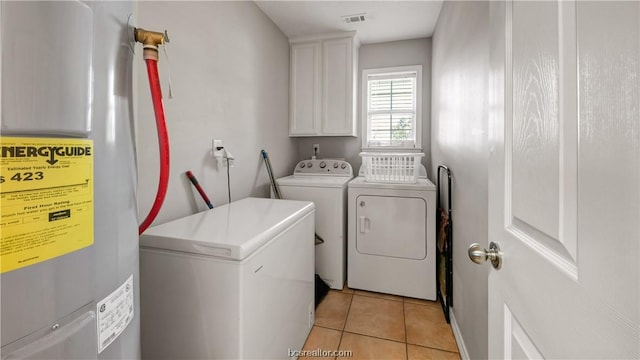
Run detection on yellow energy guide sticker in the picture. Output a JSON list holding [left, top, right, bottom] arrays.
[[0, 137, 94, 273]]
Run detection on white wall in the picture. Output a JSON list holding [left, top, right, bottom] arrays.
[[431, 2, 489, 359], [297, 38, 432, 175], [136, 1, 295, 224]]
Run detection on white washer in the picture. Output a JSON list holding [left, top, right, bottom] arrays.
[[139, 197, 315, 359], [276, 159, 353, 290], [348, 166, 436, 300]]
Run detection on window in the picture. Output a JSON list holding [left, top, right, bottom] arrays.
[[362, 65, 422, 150]]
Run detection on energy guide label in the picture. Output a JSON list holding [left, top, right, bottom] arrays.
[[0, 137, 94, 273]]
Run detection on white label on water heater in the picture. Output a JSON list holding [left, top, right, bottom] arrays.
[[97, 275, 135, 353]]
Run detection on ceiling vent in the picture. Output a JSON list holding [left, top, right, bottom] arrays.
[[342, 13, 367, 24]]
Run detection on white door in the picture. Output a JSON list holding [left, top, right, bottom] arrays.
[[484, 1, 639, 358]]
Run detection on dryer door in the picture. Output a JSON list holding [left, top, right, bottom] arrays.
[[355, 195, 426, 260]]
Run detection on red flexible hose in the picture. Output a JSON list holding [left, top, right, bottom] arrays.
[[139, 58, 170, 234]]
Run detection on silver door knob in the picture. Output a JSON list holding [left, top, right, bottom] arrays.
[[468, 242, 502, 270]]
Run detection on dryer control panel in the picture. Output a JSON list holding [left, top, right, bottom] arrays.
[[293, 159, 353, 176]]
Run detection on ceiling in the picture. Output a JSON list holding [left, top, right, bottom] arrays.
[[254, 1, 444, 44]]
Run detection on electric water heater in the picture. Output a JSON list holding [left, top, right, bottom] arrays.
[[1, 1, 140, 358]]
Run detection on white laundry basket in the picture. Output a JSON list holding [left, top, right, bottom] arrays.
[[360, 152, 425, 183]]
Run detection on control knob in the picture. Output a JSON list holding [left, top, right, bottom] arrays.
[[340, 163, 347, 169], [319, 161, 326, 169], [333, 162, 339, 168], [300, 163, 305, 168], [307, 162, 313, 168]]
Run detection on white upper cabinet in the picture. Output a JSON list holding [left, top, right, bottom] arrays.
[[290, 42, 321, 136], [289, 32, 358, 137]]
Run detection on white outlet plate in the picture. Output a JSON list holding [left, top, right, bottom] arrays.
[[213, 139, 223, 158]]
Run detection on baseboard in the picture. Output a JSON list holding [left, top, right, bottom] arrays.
[[449, 309, 470, 360]]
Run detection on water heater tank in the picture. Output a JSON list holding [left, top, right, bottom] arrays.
[[1, 1, 140, 358]]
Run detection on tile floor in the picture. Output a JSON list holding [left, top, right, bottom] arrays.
[[301, 288, 460, 360]]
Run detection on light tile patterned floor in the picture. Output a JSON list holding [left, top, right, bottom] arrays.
[[302, 288, 460, 360]]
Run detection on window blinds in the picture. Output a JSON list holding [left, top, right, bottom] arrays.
[[366, 71, 417, 148]]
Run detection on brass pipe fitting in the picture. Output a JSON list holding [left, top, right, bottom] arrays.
[[135, 28, 166, 47], [134, 28, 169, 60]]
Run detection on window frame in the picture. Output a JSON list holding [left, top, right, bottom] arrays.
[[361, 65, 423, 151]]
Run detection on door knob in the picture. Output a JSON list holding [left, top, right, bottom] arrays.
[[468, 242, 502, 270]]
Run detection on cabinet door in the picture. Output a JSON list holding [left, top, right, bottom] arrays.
[[322, 37, 356, 136], [290, 42, 321, 136]]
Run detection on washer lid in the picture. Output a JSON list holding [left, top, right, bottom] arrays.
[[140, 197, 314, 260], [277, 175, 353, 188]]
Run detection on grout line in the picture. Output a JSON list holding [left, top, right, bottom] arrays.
[[403, 300, 408, 342], [403, 300, 409, 360], [334, 292, 354, 358], [341, 330, 406, 345], [403, 299, 442, 308], [408, 344, 461, 356], [335, 331, 344, 360], [314, 324, 344, 332], [342, 292, 355, 331], [405, 339, 460, 354], [353, 291, 404, 302]]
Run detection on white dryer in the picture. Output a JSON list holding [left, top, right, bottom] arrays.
[[276, 159, 353, 290], [348, 166, 436, 300]]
